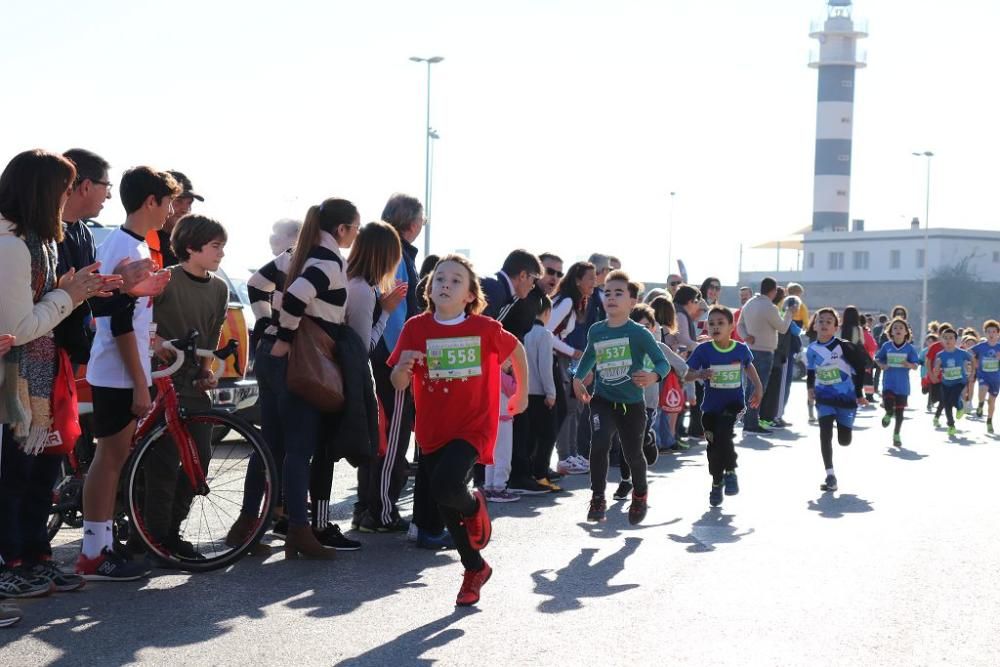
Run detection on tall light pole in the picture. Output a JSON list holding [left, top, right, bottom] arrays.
[[912, 150, 933, 337], [428, 128, 439, 230], [667, 191, 676, 276], [410, 55, 444, 257]]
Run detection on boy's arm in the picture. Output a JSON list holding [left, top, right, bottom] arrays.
[[115, 332, 151, 416], [745, 360, 764, 409], [506, 342, 530, 415], [539, 331, 557, 402]]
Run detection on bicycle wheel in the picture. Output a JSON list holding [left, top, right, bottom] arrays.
[[125, 410, 276, 572]]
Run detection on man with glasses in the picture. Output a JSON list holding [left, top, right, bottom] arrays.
[[537, 252, 564, 296]]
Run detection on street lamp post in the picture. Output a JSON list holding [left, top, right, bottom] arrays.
[[410, 56, 444, 257], [912, 150, 934, 337], [428, 128, 439, 227]]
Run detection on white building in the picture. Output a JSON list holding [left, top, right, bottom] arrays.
[[739, 224, 1000, 328]]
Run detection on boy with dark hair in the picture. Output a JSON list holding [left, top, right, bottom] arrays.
[[77, 167, 180, 581], [136, 215, 231, 561], [933, 327, 974, 437], [972, 320, 1000, 432], [685, 305, 761, 506], [147, 170, 205, 269], [573, 270, 669, 525]]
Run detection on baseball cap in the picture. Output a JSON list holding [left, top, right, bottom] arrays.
[[167, 170, 204, 201]]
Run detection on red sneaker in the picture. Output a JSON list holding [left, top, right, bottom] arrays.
[[456, 561, 492, 606], [463, 489, 492, 551]]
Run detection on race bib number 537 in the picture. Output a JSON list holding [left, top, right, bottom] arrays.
[[426, 336, 482, 379], [595, 337, 632, 382]]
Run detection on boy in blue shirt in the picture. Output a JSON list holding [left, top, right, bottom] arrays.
[[685, 305, 763, 507], [972, 319, 1000, 433], [806, 308, 868, 492], [934, 327, 974, 437], [874, 318, 919, 447], [573, 270, 669, 525]]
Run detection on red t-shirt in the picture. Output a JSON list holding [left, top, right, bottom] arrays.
[[387, 313, 518, 464], [926, 340, 944, 384]]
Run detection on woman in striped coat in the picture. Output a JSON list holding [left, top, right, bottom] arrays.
[[233, 198, 359, 560]]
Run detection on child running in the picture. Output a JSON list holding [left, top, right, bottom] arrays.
[[933, 327, 974, 437], [572, 270, 669, 525], [874, 317, 919, 447], [684, 305, 763, 507], [806, 308, 868, 492], [972, 320, 1000, 434], [388, 255, 528, 607]]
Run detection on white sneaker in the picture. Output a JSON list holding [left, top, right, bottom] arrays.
[[572, 455, 590, 470], [557, 458, 582, 475]]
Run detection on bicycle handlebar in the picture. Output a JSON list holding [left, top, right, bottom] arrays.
[[151, 329, 240, 383]]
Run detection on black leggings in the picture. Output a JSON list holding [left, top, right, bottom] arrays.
[[937, 383, 964, 427], [421, 440, 483, 571], [701, 408, 740, 483], [883, 391, 906, 435], [818, 415, 853, 470], [588, 397, 648, 497]]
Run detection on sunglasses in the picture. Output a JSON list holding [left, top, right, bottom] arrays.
[[669, 281, 681, 287], [545, 267, 564, 278], [708, 283, 721, 290]]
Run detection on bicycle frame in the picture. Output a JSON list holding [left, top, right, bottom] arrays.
[[134, 376, 209, 497]]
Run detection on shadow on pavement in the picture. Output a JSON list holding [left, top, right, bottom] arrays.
[[12, 535, 454, 665], [807, 493, 874, 518], [530, 536, 642, 613], [576, 516, 681, 540], [886, 447, 929, 461], [667, 508, 754, 553], [738, 435, 791, 450], [337, 607, 479, 666]]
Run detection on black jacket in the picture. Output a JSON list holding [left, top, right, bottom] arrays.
[[322, 322, 380, 466]]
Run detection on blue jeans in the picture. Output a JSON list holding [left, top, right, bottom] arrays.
[[0, 426, 63, 564], [242, 339, 283, 519], [246, 341, 321, 527], [654, 410, 676, 448], [744, 350, 774, 429]]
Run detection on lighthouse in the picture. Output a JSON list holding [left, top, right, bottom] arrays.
[[809, 0, 867, 232]]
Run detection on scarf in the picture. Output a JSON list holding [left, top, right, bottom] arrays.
[[1, 230, 59, 452]]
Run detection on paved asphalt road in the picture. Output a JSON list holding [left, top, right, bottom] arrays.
[[2, 382, 999, 666]]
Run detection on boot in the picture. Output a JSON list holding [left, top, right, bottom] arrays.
[[283, 524, 336, 560], [225, 514, 271, 557]]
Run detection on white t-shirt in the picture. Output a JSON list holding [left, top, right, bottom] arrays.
[[86, 227, 154, 389]]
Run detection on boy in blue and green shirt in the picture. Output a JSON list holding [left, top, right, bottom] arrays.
[[685, 305, 763, 507], [574, 271, 668, 526]]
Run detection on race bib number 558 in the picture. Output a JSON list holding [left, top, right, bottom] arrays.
[[426, 336, 482, 379]]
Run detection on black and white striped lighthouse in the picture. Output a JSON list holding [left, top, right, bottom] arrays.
[[809, 0, 867, 232]]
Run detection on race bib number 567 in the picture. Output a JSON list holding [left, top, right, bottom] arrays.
[[426, 336, 482, 379]]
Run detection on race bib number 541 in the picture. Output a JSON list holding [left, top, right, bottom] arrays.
[[426, 336, 482, 379]]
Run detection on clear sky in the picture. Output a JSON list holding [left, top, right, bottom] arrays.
[[3, 0, 997, 285]]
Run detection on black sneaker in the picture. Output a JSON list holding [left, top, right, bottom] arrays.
[[164, 537, 206, 561], [272, 516, 289, 537], [75, 547, 150, 581], [709, 484, 724, 507], [544, 469, 565, 482], [28, 560, 85, 592], [612, 480, 633, 501], [0, 567, 52, 598], [315, 523, 362, 551], [507, 477, 550, 496], [627, 493, 648, 525], [643, 439, 659, 466], [773, 418, 791, 428], [821, 474, 838, 492], [358, 513, 411, 534], [743, 425, 772, 434], [723, 471, 740, 496], [587, 496, 607, 522]]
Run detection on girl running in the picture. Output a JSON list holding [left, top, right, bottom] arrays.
[[874, 318, 919, 447], [388, 255, 528, 607], [806, 308, 868, 492]]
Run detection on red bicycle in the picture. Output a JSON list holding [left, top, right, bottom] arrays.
[[50, 331, 277, 572]]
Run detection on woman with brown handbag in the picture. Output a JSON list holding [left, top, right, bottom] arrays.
[[248, 198, 359, 560]]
